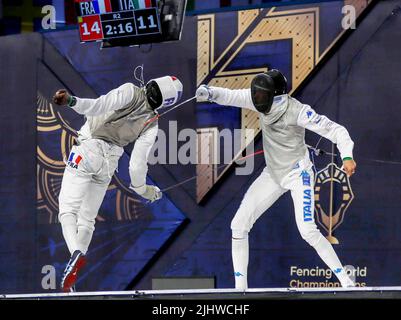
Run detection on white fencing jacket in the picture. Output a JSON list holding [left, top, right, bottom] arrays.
[[210, 87, 354, 183], [70, 83, 158, 189]]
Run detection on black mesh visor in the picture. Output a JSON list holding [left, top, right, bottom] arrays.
[[146, 81, 163, 110], [251, 74, 275, 113]]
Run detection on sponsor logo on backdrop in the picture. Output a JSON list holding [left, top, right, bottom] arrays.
[[314, 163, 354, 244], [289, 266, 368, 287]]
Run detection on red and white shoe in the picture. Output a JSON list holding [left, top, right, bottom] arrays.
[[61, 250, 86, 292]]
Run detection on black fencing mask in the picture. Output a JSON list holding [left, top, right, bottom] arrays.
[[146, 80, 163, 110], [251, 69, 288, 113]]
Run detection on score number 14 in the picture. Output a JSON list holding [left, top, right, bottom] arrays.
[[81, 21, 101, 35], [79, 15, 104, 41]]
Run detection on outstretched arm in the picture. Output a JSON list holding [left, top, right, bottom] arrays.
[[129, 125, 162, 202], [196, 85, 256, 111], [52, 83, 137, 116], [298, 105, 356, 177]]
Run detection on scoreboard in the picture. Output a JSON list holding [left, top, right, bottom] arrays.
[[75, 0, 162, 44]]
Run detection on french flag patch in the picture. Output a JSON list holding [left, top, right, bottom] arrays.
[[67, 152, 83, 169]]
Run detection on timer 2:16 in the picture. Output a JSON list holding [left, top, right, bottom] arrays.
[[102, 19, 137, 38], [105, 22, 134, 35]]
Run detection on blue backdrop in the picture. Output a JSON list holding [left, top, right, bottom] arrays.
[[1, 0, 401, 293]]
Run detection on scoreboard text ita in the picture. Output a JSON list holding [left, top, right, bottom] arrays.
[[75, 0, 161, 42]]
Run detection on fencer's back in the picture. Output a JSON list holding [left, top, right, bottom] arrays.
[[91, 88, 157, 147]]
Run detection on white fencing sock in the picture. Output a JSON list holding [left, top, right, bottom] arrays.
[[77, 216, 95, 255], [313, 236, 354, 287], [232, 235, 249, 290], [59, 213, 79, 255], [77, 226, 94, 255]]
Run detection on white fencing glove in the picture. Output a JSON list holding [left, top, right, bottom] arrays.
[[130, 184, 162, 203], [196, 85, 215, 102]]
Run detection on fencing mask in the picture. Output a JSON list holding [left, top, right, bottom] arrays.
[[250, 69, 288, 113], [146, 76, 183, 110]]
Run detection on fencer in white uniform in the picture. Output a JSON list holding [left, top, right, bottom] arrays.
[[196, 69, 357, 289], [53, 76, 183, 292]]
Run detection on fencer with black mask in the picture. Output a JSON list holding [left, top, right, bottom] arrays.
[[196, 69, 357, 289], [53, 75, 183, 292]]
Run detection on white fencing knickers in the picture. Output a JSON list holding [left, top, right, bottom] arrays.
[[58, 138, 123, 255], [231, 157, 352, 289]]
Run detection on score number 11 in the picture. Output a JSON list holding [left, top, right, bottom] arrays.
[[136, 15, 157, 30]]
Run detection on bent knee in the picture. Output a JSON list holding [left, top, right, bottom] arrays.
[[300, 228, 323, 247], [231, 217, 250, 239], [231, 229, 249, 240], [58, 197, 80, 217], [77, 216, 96, 232], [231, 217, 246, 236], [230, 209, 255, 236], [58, 211, 77, 224]]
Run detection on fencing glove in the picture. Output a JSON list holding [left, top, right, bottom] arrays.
[[130, 184, 162, 203], [196, 85, 216, 102]]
